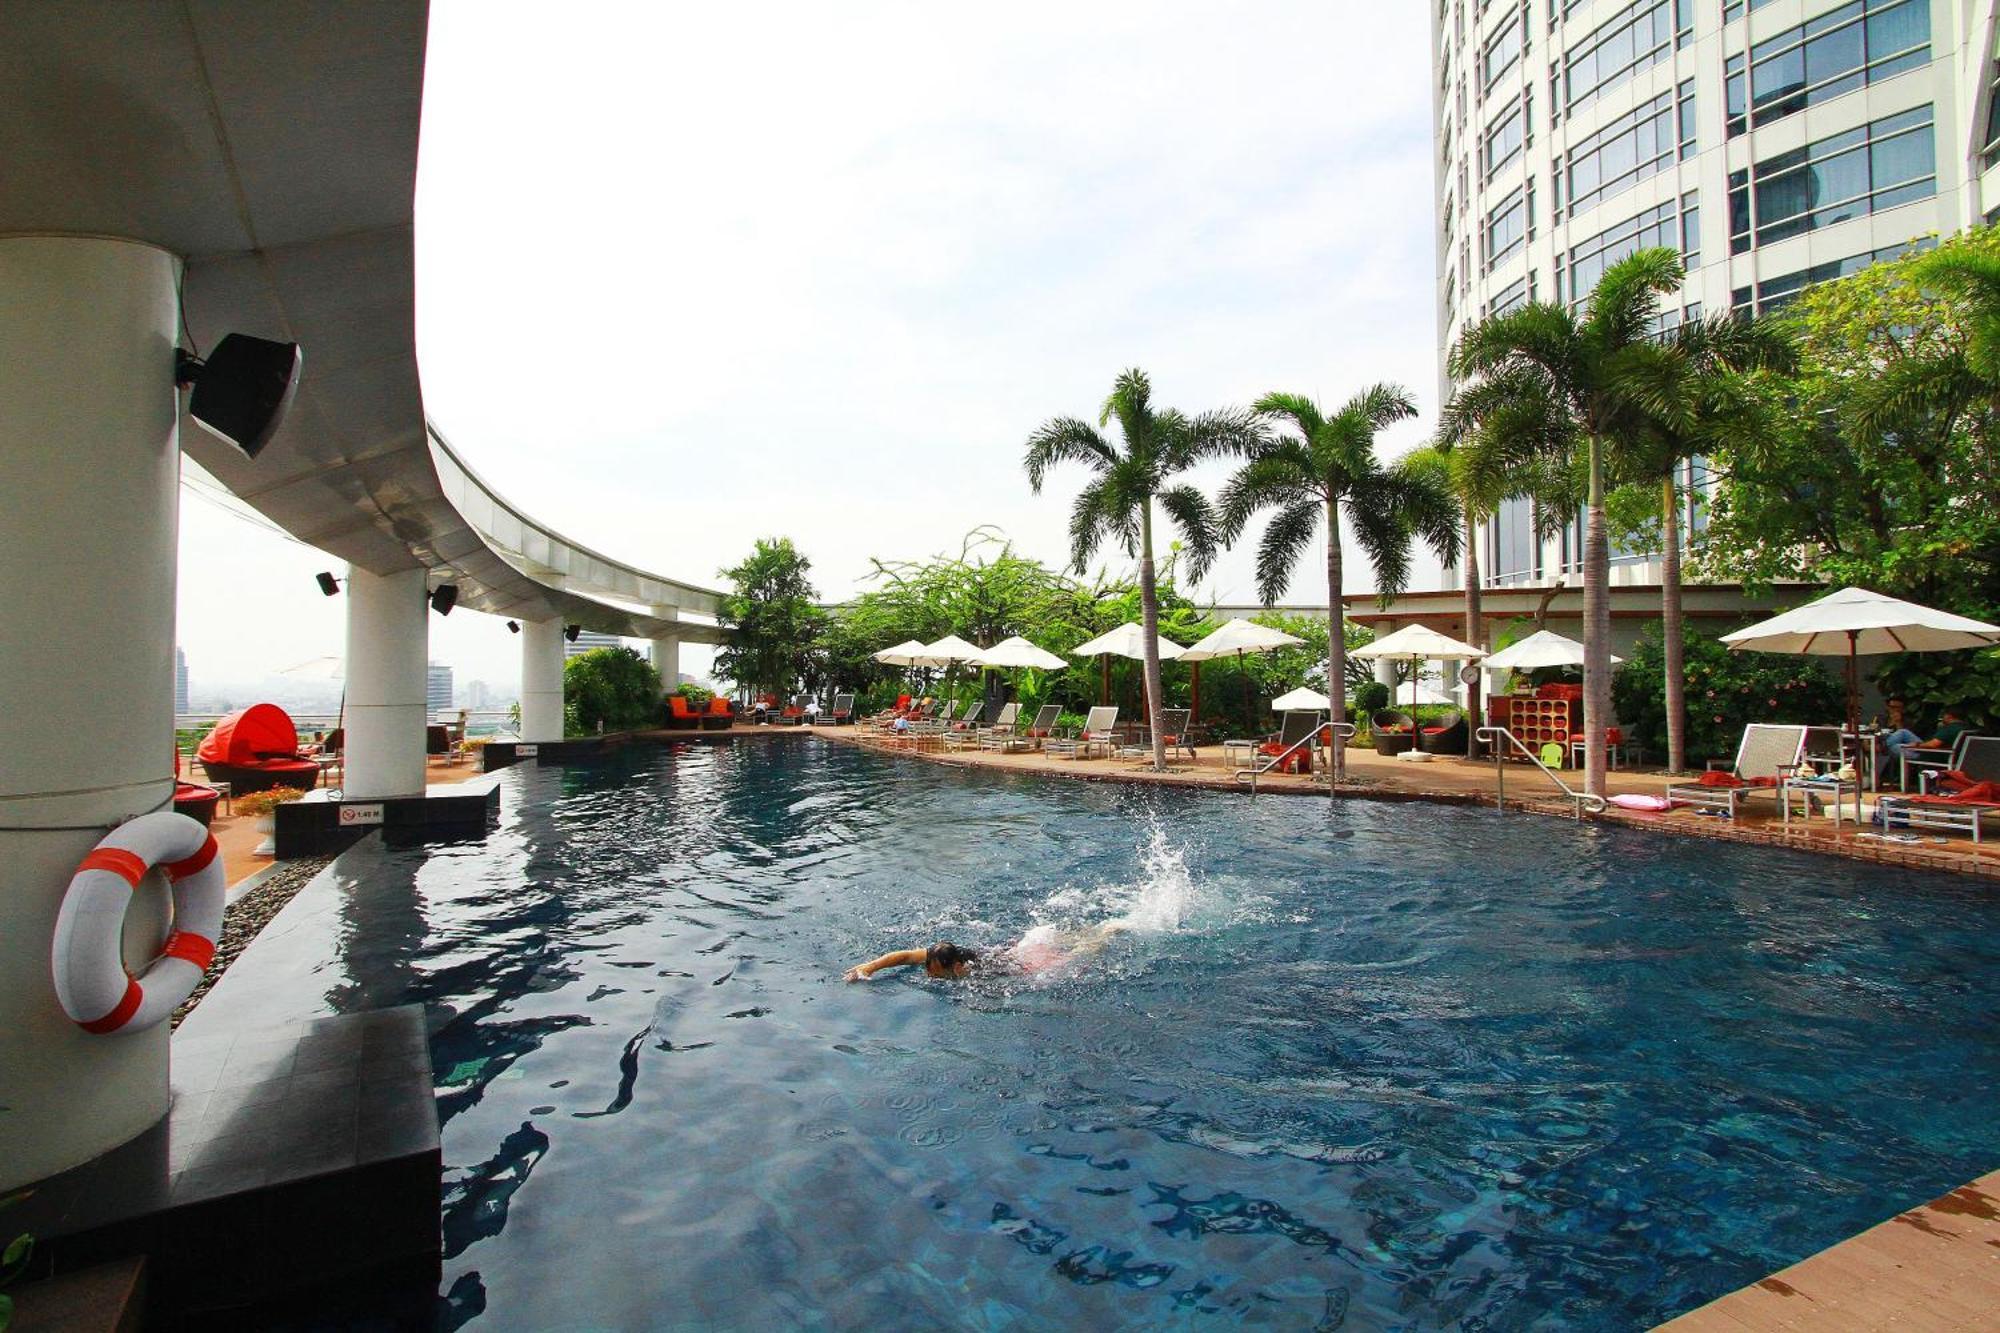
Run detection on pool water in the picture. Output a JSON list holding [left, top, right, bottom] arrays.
[[296, 739, 1996, 1328]]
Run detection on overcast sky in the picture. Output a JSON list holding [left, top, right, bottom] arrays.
[[176, 1, 1441, 699]]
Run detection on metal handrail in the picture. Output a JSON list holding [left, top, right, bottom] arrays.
[[1476, 725, 1608, 819], [1236, 722, 1357, 795]]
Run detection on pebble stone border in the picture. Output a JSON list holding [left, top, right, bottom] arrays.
[[171, 854, 334, 1028]]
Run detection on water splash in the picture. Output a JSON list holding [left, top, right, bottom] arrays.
[[1032, 817, 1199, 937]]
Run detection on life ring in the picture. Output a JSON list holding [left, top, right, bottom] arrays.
[[51, 811, 224, 1034]]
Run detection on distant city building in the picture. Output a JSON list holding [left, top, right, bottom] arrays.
[[463, 679, 490, 708], [565, 630, 625, 659], [174, 647, 189, 715], [426, 662, 454, 717]]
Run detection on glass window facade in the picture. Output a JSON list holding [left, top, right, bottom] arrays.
[[1984, 62, 2000, 170], [1483, 93, 1530, 180], [1560, 0, 1693, 117], [1564, 192, 1699, 306], [1483, 185, 1532, 270], [1728, 105, 1935, 254], [1488, 496, 1540, 585], [1730, 238, 1935, 315], [1485, 272, 1534, 317], [1724, 0, 1929, 137], [1557, 81, 1696, 219], [1721, 0, 1781, 22], [1483, 6, 1526, 92]]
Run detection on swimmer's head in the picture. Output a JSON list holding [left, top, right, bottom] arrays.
[[924, 941, 978, 979]]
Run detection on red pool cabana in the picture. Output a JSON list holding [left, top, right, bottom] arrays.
[[196, 703, 320, 794]]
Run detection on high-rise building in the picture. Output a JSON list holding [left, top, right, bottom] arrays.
[[426, 662, 454, 717], [1431, 0, 1999, 589], [174, 646, 189, 715], [565, 630, 625, 659], [463, 679, 490, 708]]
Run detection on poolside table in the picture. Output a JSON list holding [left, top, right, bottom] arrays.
[[1222, 740, 1258, 772], [1779, 773, 1862, 831]]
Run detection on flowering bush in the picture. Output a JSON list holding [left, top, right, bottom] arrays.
[[1611, 624, 1843, 765], [234, 786, 307, 818]]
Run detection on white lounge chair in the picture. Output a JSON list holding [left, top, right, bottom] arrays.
[[1665, 723, 1806, 819], [1045, 706, 1118, 761], [986, 703, 1057, 752]]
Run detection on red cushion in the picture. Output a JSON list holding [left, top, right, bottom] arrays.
[[1697, 771, 1744, 788], [1421, 725, 1448, 735]]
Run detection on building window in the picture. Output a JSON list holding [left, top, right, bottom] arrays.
[[1983, 61, 2000, 170], [1721, 0, 1780, 22], [1561, 0, 1693, 116], [1483, 92, 1532, 181], [1564, 192, 1699, 307], [1485, 272, 1534, 318], [1483, 185, 1532, 271], [1738, 238, 1935, 314], [1724, 0, 1929, 138], [1483, 4, 1528, 94], [1561, 81, 1696, 220], [1488, 496, 1540, 586], [1728, 105, 1935, 254]]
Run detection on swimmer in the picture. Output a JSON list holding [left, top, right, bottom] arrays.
[[843, 921, 1131, 982]]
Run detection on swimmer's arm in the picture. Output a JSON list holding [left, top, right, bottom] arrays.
[[844, 949, 925, 982]]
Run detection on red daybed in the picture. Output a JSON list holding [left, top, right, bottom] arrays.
[[197, 703, 320, 794]]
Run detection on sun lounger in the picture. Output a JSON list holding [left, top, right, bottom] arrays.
[[1244, 711, 1321, 777], [1117, 708, 1195, 762], [824, 692, 855, 725], [947, 701, 1014, 750], [1045, 706, 1118, 760], [1902, 731, 1989, 792], [986, 703, 1057, 752], [1665, 723, 1806, 819]]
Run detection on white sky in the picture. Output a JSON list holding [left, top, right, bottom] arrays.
[[176, 1, 1442, 700]]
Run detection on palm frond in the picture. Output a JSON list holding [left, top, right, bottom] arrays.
[[1252, 497, 1322, 605], [1024, 417, 1115, 492], [1582, 246, 1684, 353], [1448, 302, 1583, 387], [1218, 452, 1316, 541], [1156, 483, 1222, 580], [1252, 391, 1327, 441]]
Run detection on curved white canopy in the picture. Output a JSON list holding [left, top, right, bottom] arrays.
[[914, 635, 985, 667], [873, 640, 932, 666], [1271, 687, 1331, 711], [1721, 586, 2000, 655], [1480, 630, 1618, 671], [1072, 622, 1186, 661], [1180, 618, 1304, 662], [972, 636, 1067, 670], [1351, 625, 1486, 661]]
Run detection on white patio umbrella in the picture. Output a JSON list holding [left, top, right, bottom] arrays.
[[1352, 624, 1487, 755], [872, 639, 932, 666], [1721, 586, 2000, 752], [1180, 618, 1306, 723], [1072, 621, 1186, 705], [1271, 686, 1332, 712], [971, 636, 1067, 670], [1478, 629, 1621, 673], [914, 634, 988, 710]]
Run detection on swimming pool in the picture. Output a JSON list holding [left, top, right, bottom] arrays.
[[239, 739, 2000, 1328]]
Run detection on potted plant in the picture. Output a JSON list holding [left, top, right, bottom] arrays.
[[234, 786, 307, 856]]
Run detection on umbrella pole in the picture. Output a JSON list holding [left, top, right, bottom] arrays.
[[1239, 649, 1252, 734], [1101, 654, 1110, 707], [1190, 662, 1200, 722], [1847, 630, 1862, 779]]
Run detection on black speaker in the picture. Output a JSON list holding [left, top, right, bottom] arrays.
[[565, 624, 581, 643], [315, 571, 340, 597], [507, 620, 520, 634], [181, 334, 303, 459], [430, 584, 459, 616]]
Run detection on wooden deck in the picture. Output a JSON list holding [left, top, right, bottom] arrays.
[[1658, 1169, 2000, 1330]]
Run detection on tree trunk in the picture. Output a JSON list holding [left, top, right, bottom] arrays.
[[1462, 503, 1483, 755], [1139, 502, 1167, 772], [1660, 473, 1687, 774], [1582, 435, 1611, 798], [1325, 496, 1347, 783]]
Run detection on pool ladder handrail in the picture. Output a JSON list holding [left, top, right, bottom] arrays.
[[1235, 722, 1357, 796], [1476, 725, 1608, 820]]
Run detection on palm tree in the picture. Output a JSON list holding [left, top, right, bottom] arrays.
[[1219, 384, 1459, 780], [1025, 368, 1262, 771], [1447, 247, 1684, 797], [1611, 315, 1796, 772]]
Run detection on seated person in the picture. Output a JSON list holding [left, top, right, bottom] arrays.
[[1880, 701, 1968, 782]]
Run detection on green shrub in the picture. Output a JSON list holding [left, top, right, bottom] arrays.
[[1611, 623, 1843, 765], [1354, 681, 1390, 713], [563, 647, 662, 736], [676, 682, 715, 707]]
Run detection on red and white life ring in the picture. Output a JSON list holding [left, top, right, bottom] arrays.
[[51, 811, 225, 1035]]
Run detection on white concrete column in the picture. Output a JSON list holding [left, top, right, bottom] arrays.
[[0, 237, 180, 1188], [649, 634, 681, 696], [342, 565, 428, 798], [520, 618, 565, 742]]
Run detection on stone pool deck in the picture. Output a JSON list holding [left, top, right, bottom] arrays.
[[1658, 1168, 2000, 1331], [807, 723, 1998, 881]]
